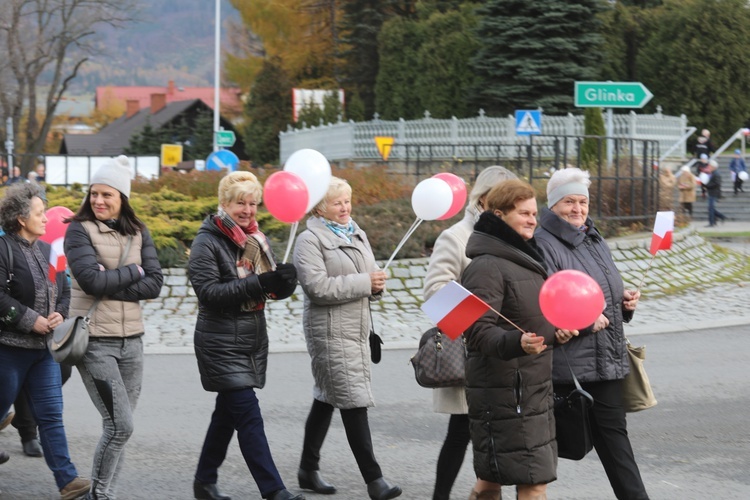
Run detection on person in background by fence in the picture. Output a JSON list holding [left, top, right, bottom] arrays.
[[677, 165, 698, 217], [729, 149, 746, 195], [704, 160, 727, 227], [422, 166, 516, 500]]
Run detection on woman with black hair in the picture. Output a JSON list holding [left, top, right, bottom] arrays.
[[64, 155, 163, 500]]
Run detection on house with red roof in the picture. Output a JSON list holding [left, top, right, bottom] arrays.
[[96, 80, 243, 120]]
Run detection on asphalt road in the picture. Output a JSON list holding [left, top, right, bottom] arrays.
[[1, 325, 749, 499]]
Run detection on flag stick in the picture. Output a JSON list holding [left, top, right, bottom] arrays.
[[282, 221, 299, 263], [487, 305, 528, 334], [383, 217, 423, 271], [635, 254, 656, 293]]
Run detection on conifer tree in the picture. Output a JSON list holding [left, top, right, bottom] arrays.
[[470, 0, 604, 115], [243, 58, 293, 165]]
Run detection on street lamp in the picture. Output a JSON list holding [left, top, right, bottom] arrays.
[[213, 0, 220, 152]]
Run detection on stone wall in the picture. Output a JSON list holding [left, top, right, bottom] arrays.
[[142, 229, 748, 353]]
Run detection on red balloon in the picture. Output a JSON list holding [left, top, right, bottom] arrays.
[[263, 171, 309, 223], [41, 206, 74, 244], [434, 173, 467, 220], [539, 270, 605, 330]]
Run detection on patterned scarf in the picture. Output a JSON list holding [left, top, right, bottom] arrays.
[[214, 211, 276, 311], [322, 217, 356, 243]]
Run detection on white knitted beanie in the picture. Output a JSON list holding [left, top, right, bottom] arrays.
[[90, 155, 132, 198]]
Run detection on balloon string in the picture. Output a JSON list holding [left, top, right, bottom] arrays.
[[487, 306, 528, 335], [383, 218, 423, 271], [282, 221, 299, 264], [635, 254, 656, 293]]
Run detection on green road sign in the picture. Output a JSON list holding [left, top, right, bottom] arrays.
[[574, 81, 653, 109], [215, 130, 236, 148]]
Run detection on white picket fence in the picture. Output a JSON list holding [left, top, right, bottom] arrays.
[[279, 109, 689, 164]]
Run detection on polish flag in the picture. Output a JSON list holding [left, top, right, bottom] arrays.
[[47, 237, 67, 281], [420, 280, 491, 340], [649, 211, 674, 255]]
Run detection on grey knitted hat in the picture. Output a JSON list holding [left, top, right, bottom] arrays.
[[90, 155, 132, 198]]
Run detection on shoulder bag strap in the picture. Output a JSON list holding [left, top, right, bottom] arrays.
[[85, 235, 133, 319]]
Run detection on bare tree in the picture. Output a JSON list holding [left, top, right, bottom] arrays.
[[0, 0, 137, 170]]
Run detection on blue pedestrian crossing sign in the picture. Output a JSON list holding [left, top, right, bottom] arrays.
[[515, 110, 542, 136]]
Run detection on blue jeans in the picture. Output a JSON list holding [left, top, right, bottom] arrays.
[[707, 196, 726, 226], [0, 344, 80, 489], [195, 388, 285, 497], [77, 337, 143, 500]]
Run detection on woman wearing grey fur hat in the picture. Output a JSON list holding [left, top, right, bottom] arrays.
[[64, 155, 164, 500]]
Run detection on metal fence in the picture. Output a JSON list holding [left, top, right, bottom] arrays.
[[280, 109, 687, 165], [363, 135, 661, 224]]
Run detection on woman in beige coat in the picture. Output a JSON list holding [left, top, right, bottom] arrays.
[[423, 166, 516, 500], [293, 177, 401, 500], [677, 165, 698, 217]]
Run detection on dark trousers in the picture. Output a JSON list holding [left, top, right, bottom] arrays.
[[433, 413, 471, 500], [707, 196, 726, 226], [13, 363, 72, 442], [300, 399, 382, 484], [195, 388, 284, 498], [554, 379, 649, 500]]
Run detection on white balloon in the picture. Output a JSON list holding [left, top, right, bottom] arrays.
[[411, 178, 453, 221], [739, 171, 749, 181], [699, 172, 710, 185], [283, 149, 332, 212]]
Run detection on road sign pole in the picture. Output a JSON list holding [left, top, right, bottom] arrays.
[[213, 0, 220, 152], [606, 108, 613, 167]]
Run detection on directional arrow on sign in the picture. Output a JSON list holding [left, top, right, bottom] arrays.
[[574, 81, 653, 109]]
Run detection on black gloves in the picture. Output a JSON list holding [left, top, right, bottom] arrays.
[[275, 263, 297, 283], [257, 263, 297, 296]]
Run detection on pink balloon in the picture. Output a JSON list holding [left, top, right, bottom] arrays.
[[433, 173, 467, 220], [41, 206, 74, 244], [263, 171, 309, 223], [539, 270, 605, 330]]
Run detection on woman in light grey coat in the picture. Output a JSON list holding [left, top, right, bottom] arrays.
[[293, 177, 401, 500], [422, 166, 516, 500]]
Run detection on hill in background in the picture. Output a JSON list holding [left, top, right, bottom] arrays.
[[68, 0, 240, 95]]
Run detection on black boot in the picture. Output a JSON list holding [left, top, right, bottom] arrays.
[[367, 477, 402, 500], [194, 480, 231, 500], [267, 489, 306, 500], [298, 468, 336, 494]]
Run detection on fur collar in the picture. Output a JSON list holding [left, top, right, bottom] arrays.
[[473, 211, 546, 266]]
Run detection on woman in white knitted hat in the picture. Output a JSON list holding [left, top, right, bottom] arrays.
[[64, 155, 164, 500]]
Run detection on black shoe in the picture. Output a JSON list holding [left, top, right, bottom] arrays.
[[193, 480, 231, 500], [298, 468, 336, 494], [22, 438, 43, 457], [0, 450, 9, 464], [267, 489, 305, 500], [367, 477, 402, 500]]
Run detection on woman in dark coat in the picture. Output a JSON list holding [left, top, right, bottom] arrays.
[[462, 179, 573, 500], [0, 182, 90, 499], [188, 171, 303, 500], [535, 167, 648, 500]]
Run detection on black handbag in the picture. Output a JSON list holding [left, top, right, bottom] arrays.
[[554, 347, 595, 460], [409, 327, 467, 388], [368, 304, 382, 364]]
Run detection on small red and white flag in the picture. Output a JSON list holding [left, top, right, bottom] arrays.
[[649, 211, 674, 255], [47, 237, 67, 282], [420, 280, 491, 340]]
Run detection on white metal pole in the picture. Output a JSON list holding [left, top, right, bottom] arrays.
[[213, 0, 221, 152], [5, 117, 14, 177], [606, 107, 613, 167]]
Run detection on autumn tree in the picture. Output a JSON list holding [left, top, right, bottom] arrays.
[[0, 0, 137, 171]]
